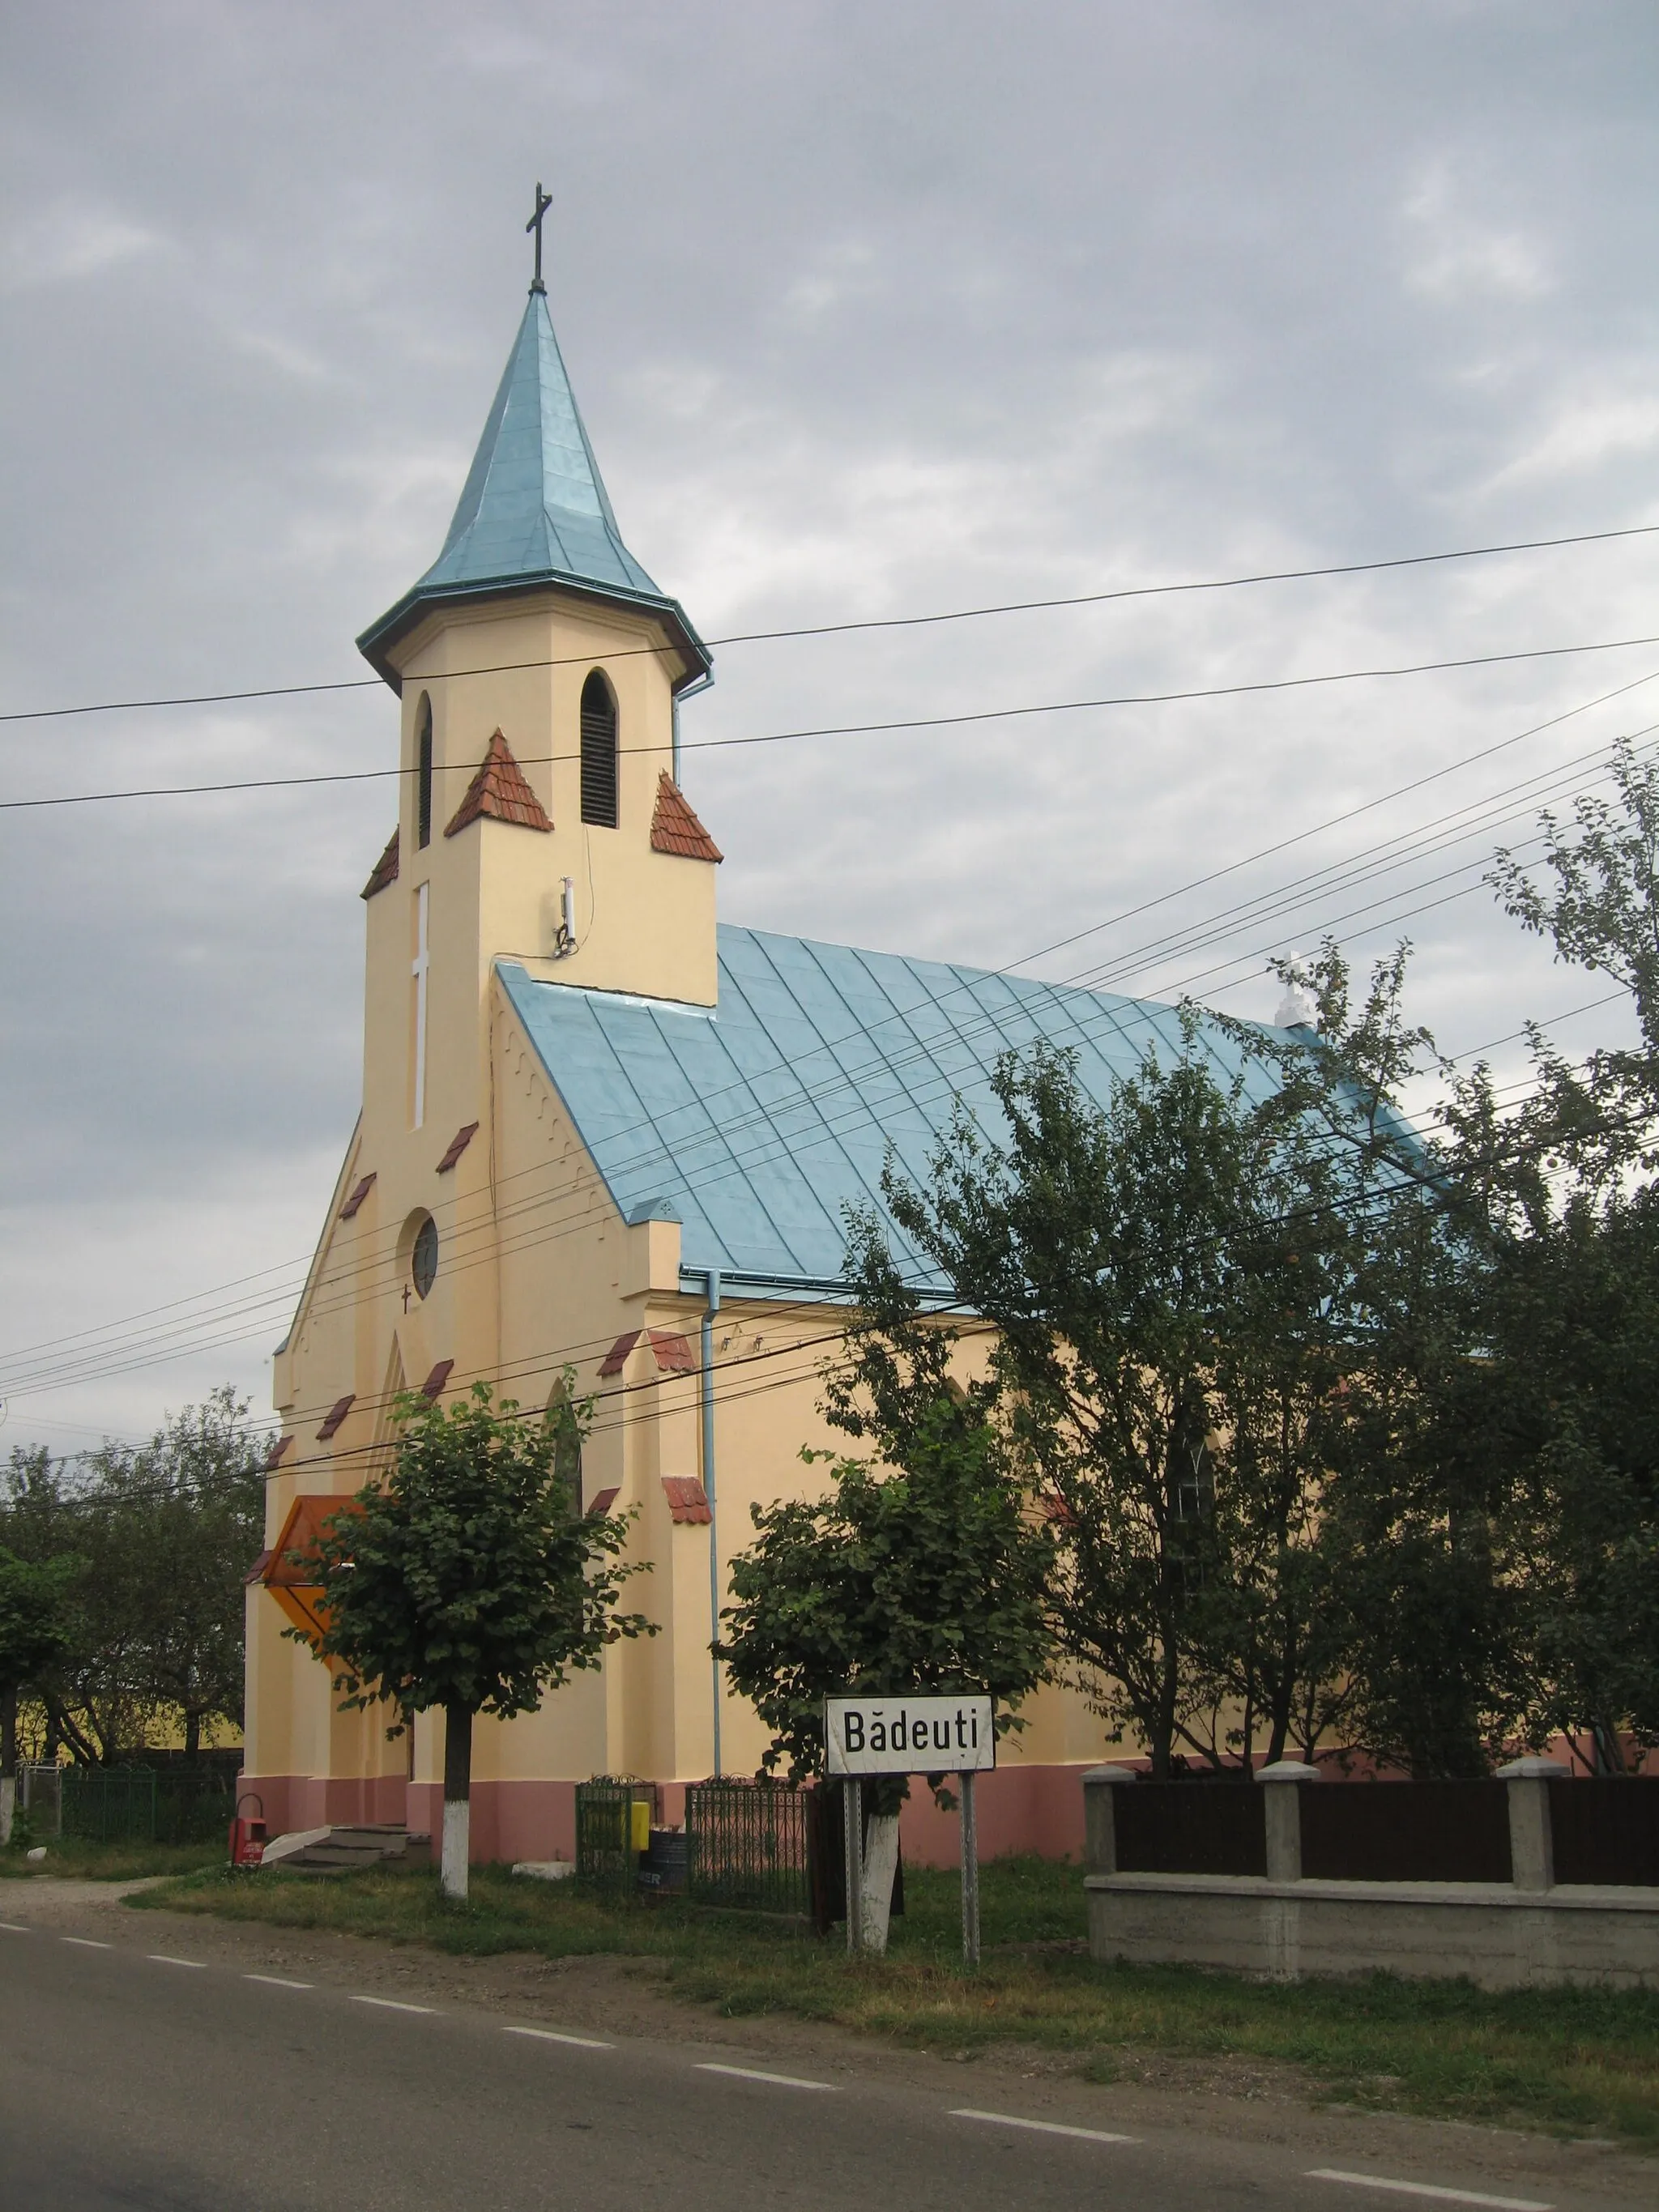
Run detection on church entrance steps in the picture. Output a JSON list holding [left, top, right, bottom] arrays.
[[262, 1822, 431, 1876]]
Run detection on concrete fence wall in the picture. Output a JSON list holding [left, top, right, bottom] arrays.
[[1083, 1760, 1659, 1989]]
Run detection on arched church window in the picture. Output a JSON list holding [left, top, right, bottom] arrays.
[[579, 670, 618, 829], [416, 694, 433, 850], [411, 1213, 438, 1300]]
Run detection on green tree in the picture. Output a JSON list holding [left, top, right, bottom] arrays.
[[1491, 735, 1659, 1179], [1241, 942, 1533, 1777], [1422, 740, 1659, 1766], [0, 1546, 79, 1842], [872, 1024, 1371, 1776], [300, 1379, 655, 1899], [719, 1256, 1052, 1949], [78, 1390, 266, 1759], [1456, 1189, 1659, 1768], [2, 1392, 265, 1766]]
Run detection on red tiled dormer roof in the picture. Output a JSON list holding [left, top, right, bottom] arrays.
[[663, 1476, 712, 1525], [316, 1395, 355, 1442], [445, 731, 552, 837], [647, 1329, 697, 1372], [361, 828, 399, 899], [650, 774, 723, 863], [598, 1328, 700, 1378], [420, 1359, 455, 1400], [435, 1123, 479, 1174], [339, 1172, 376, 1220]]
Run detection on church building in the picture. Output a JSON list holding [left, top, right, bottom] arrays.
[[243, 259, 1278, 1866]]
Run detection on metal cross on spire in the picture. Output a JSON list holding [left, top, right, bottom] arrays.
[[526, 181, 552, 294]]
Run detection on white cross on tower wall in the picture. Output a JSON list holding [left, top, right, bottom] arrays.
[[412, 881, 429, 1130]]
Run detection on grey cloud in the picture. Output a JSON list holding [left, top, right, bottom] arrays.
[[3, 1, 1657, 1447]]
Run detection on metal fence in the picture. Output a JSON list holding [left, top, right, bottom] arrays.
[[1115, 1780, 1268, 1877], [1301, 1779, 1512, 1884], [574, 1778, 657, 1888], [1111, 1775, 1659, 1886], [19, 1763, 234, 1847], [1549, 1777, 1659, 1886], [684, 1778, 811, 1916]]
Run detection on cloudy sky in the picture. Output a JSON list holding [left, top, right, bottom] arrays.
[[3, 2, 1658, 1455]]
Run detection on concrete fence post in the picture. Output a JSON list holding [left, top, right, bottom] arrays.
[[1497, 1757, 1568, 1892], [1258, 1759, 1320, 1882], [1081, 1765, 1139, 1874]]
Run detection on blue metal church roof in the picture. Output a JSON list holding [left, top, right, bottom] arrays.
[[358, 288, 710, 688], [497, 927, 1290, 1301]]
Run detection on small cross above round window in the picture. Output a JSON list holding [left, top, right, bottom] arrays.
[[412, 1214, 438, 1300]]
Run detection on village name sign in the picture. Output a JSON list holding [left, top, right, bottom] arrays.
[[823, 1692, 996, 1775], [823, 1692, 995, 1966]]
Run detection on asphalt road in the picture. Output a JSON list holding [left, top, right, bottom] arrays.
[[0, 1899, 1643, 2212]]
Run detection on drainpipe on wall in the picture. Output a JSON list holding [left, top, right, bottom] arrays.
[[672, 671, 713, 788], [701, 1268, 723, 1776]]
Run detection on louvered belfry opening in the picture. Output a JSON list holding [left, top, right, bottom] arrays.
[[416, 693, 433, 849], [579, 670, 618, 827]]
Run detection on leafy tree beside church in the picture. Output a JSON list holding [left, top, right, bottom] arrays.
[[300, 1379, 655, 1899]]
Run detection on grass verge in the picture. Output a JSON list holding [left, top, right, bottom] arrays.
[[2, 1838, 227, 1882], [132, 1852, 1659, 2146]]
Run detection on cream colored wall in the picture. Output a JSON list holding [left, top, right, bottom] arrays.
[[248, 569, 723, 1792], [394, 590, 718, 1010], [246, 566, 1123, 1805]]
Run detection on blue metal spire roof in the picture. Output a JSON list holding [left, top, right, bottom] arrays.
[[357, 288, 710, 689], [497, 927, 1296, 1303]]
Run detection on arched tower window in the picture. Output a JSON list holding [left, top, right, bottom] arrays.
[[579, 671, 618, 828], [415, 694, 433, 850]]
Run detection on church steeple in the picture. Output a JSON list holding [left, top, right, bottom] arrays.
[[356, 284, 709, 692]]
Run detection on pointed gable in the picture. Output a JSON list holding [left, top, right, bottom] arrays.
[[444, 730, 552, 837], [650, 773, 723, 863]]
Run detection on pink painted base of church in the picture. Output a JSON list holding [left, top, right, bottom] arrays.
[[899, 1762, 1085, 1866], [240, 1762, 1090, 1868], [240, 1773, 580, 1863]]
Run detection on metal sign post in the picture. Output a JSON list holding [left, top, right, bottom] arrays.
[[824, 1690, 993, 1966], [842, 1776, 864, 1955], [960, 1768, 980, 1969]]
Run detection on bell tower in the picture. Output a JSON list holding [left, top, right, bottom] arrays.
[[351, 233, 723, 1170], [259, 217, 725, 1831]]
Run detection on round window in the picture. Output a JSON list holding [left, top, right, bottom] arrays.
[[412, 1214, 438, 1300]]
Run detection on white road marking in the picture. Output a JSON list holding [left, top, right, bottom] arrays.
[[694, 2062, 838, 2092], [504, 2026, 613, 2050], [147, 1954, 206, 1969], [243, 1973, 313, 1990], [1308, 2171, 1551, 2211], [61, 1937, 111, 1950], [951, 2108, 1137, 2145], [0, 1922, 30, 1933], [348, 1994, 436, 2014]]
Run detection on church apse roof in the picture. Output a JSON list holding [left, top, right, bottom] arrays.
[[357, 287, 710, 691], [497, 926, 1294, 1303]]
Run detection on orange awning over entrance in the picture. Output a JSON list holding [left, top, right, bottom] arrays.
[[251, 1492, 360, 1647]]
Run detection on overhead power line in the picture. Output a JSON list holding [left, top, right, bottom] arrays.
[[28, 1004, 1636, 1489], [4, 518, 1657, 728], [4, 666, 1653, 1392], [8, 631, 1659, 813]]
